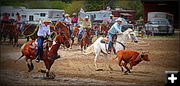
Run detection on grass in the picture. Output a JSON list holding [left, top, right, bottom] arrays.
[[137, 35, 180, 38]]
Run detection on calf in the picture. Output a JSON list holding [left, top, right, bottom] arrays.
[[113, 50, 150, 74]]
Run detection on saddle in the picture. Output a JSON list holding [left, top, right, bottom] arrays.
[[29, 39, 49, 50]]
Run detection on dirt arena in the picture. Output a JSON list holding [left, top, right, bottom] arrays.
[[0, 37, 180, 86]]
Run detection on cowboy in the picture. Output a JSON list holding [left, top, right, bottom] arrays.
[[107, 17, 125, 53], [78, 16, 92, 39], [108, 14, 116, 27], [64, 14, 73, 37], [2, 13, 9, 24], [20, 15, 27, 33], [59, 13, 65, 21], [15, 13, 21, 29], [35, 19, 51, 62], [71, 13, 78, 27]]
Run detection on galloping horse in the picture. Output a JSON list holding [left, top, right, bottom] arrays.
[[16, 33, 70, 78], [80, 28, 94, 52], [84, 28, 138, 70]]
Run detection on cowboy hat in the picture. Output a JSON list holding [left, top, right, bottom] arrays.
[[72, 13, 77, 15], [65, 14, 69, 17], [110, 14, 114, 16], [115, 17, 123, 22], [84, 16, 89, 19], [43, 19, 52, 23]]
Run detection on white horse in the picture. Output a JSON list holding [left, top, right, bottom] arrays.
[[84, 28, 138, 70]]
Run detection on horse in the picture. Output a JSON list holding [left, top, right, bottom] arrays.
[[99, 21, 110, 37], [16, 33, 70, 78], [22, 24, 38, 41], [84, 28, 138, 71], [54, 21, 70, 38], [80, 28, 94, 52], [0, 23, 19, 46], [23, 24, 59, 42], [69, 26, 80, 48]]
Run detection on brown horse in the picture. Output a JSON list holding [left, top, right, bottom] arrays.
[[99, 22, 110, 37], [70, 26, 80, 48], [55, 21, 79, 48], [23, 24, 38, 41], [54, 21, 70, 38], [80, 28, 94, 52], [16, 33, 70, 78], [0, 23, 19, 46]]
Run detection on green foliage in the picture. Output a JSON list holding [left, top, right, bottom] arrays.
[[64, 1, 86, 16], [85, 0, 102, 11]]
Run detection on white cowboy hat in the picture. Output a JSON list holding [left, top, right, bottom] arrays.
[[65, 14, 69, 17], [43, 19, 52, 23], [115, 17, 123, 22], [72, 13, 77, 15], [84, 16, 89, 19], [110, 14, 114, 16]]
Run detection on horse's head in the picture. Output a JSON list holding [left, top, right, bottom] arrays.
[[55, 33, 70, 48], [123, 28, 138, 43], [55, 21, 70, 38]]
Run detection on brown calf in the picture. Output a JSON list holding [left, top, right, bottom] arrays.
[[114, 50, 150, 74]]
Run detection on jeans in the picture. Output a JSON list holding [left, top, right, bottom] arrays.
[[107, 32, 113, 50], [36, 37, 44, 56]]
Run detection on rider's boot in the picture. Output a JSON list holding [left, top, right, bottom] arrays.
[[35, 55, 41, 62]]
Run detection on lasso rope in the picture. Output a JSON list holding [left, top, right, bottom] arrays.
[[24, 24, 39, 37]]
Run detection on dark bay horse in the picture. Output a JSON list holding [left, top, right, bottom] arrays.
[[0, 23, 20, 46], [80, 28, 94, 52], [16, 33, 70, 78], [23, 24, 38, 41]]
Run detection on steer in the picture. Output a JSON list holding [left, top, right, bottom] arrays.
[[113, 50, 150, 74]]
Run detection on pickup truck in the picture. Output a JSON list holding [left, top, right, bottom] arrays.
[[145, 18, 174, 35]]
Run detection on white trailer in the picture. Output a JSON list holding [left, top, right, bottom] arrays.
[[79, 10, 112, 23]]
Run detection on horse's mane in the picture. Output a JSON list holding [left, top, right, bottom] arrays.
[[123, 28, 133, 35]]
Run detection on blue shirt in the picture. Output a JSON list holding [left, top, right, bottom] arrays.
[[37, 24, 50, 37], [108, 22, 122, 34]]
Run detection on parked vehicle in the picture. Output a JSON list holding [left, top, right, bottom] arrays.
[[145, 18, 174, 35]]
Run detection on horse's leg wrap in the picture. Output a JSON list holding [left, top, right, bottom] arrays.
[[30, 63, 34, 70], [27, 64, 32, 72]]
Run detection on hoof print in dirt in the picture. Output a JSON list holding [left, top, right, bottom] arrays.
[[96, 69, 103, 71]]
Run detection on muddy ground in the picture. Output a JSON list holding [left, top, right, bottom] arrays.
[[0, 37, 180, 86]]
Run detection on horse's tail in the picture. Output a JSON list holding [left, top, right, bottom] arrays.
[[84, 44, 94, 55], [15, 44, 25, 62]]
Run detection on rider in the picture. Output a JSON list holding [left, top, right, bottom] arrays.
[[108, 14, 116, 27], [107, 17, 126, 53], [64, 14, 73, 37], [59, 13, 65, 21], [71, 13, 78, 27], [78, 16, 92, 39], [35, 19, 51, 62], [15, 13, 21, 29], [2, 13, 9, 24]]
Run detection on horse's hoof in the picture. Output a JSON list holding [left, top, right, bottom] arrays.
[[96, 68, 103, 71], [46, 72, 55, 79]]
